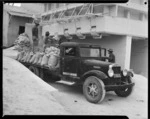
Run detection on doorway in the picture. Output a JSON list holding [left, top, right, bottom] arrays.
[[18, 26, 25, 35], [130, 39, 148, 78]]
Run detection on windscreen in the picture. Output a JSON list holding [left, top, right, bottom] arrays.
[[80, 47, 100, 57]]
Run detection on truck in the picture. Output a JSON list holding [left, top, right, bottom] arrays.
[[20, 42, 135, 103]]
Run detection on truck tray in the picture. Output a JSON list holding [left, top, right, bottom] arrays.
[[19, 61, 59, 72]]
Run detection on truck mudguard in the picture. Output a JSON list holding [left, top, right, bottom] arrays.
[[81, 70, 108, 82]]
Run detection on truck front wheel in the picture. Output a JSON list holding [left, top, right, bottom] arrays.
[[83, 76, 106, 103], [115, 77, 133, 97]]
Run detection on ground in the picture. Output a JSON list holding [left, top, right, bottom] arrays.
[[3, 47, 148, 118]]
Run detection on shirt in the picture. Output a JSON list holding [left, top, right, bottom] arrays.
[[44, 36, 51, 44], [108, 53, 115, 63], [32, 25, 38, 38]]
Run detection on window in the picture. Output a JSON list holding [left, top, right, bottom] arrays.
[[130, 10, 140, 20], [65, 47, 76, 56], [18, 26, 25, 35], [48, 4, 51, 10], [101, 48, 107, 57], [80, 48, 100, 57], [93, 4, 104, 14], [118, 7, 127, 18], [56, 3, 59, 8]]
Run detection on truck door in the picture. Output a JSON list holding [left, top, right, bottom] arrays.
[[62, 46, 80, 77]]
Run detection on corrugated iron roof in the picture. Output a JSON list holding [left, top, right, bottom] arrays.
[[8, 11, 33, 18], [4, 4, 34, 18]]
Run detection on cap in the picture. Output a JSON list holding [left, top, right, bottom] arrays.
[[108, 49, 113, 52]]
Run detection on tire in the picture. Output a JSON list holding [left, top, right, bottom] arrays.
[[39, 69, 44, 79], [83, 76, 106, 103], [29, 66, 40, 77], [115, 77, 133, 97]]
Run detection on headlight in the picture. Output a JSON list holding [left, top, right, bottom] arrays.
[[109, 64, 113, 69], [123, 69, 128, 76], [108, 69, 114, 77]]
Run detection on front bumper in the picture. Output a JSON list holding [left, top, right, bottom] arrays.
[[105, 82, 135, 91]]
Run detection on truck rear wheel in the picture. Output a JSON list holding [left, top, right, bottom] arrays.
[[29, 66, 40, 77], [83, 76, 106, 103], [115, 77, 133, 97]]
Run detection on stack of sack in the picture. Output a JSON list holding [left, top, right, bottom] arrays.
[[16, 46, 32, 62], [16, 45, 60, 70], [41, 46, 60, 69], [14, 33, 31, 52]]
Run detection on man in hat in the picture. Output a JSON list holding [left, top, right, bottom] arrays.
[[107, 49, 115, 63], [102, 49, 115, 63], [32, 18, 40, 53], [43, 31, 52, 50]]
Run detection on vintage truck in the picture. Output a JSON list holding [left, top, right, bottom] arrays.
[[20, 42, 135, 103]]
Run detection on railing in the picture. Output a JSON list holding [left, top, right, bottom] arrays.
[[40, 3, 111, 25]]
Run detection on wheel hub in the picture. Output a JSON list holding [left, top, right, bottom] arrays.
[[88, 83, 98, 97]]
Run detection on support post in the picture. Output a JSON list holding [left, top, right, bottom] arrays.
[[124, 36, 132, 70]]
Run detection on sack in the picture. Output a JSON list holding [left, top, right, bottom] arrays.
[[17, 52, 21, 61], [55, 60, 60, 68], [29, 54, 36, 63], [37, 55, 43, 65], [18, 51, 25, 61], [41, 54, 49, 66], [33, 53, 41, 64], [16, 52, 20, 60], [21, 53, 26, 62], [26, 52, 33, 62], [24, 52, 30, 62], [26, 52, 32, 62], [48, 54, 58, 68], [22, 53, 28, 62]]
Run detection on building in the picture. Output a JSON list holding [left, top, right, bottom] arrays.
[[3, 4, 34, 47], [25, 1, 148, 77]]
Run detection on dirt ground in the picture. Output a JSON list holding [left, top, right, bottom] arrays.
[[3, 56, 70, 115], [3, 48, 148, 118], [49, 75, 147, 118]]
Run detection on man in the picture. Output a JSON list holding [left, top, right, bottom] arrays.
[[32, 18, 40, 53], [107, 49, 115, 63], [44, 31, 52, 49], [102, 49, 115, 63]]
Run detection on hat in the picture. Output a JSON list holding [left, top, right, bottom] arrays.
[[45, 31, 50, 36], [108, 49, 113, 52], [33, 18, 40, 25]]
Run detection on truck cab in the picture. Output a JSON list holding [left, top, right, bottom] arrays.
[[60, 42, 108, 79]]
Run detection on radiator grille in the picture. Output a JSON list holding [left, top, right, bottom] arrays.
[[112, 66, 121, 74]]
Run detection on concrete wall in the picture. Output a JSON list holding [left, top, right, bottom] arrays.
[[7, 16, 32, 47], [130, 39, 148, 77], [70, 35, 129, 69], [42, 15, 148, 39], [3, 10, 9, 47]]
